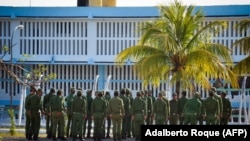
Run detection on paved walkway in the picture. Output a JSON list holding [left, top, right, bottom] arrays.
[[2, 137, 136, 141], [0, 119, 136, 141]]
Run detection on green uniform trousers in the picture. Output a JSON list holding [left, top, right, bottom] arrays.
[[205, 114, 217, 125], [25, 111, 31, 138], [93, 113, 104, 139], [111, 114, 123, 140], [184, 113, 198, 125], [155, 114, 166, 125], [66, 113, 73, 137], [72, 113, 84, 138], [133, 114, 144, 140], [52, 111, 65, 138], [29, 111, 41, 139]]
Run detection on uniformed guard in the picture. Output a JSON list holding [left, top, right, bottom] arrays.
[[83, 90, 93, 139], [104, 91, 111, 138], [25, 88, 36, 140], [131, 91, 147, 141], [145, 90, 153, 125], [71, 90, 87, 141], [50, 89, 67, 140], [125, 88, 133, 138], [36, 88, 43, 140], [91, 91, 107, 141], [211, 87, 223, 125], [197, 95, 205, 125], [161, 91, 170, 125], [120, 88, 130, 139], [169, 93, 179, 125], [108, 90, 125, 141], [152, 92, 167, 125], [183, 92, 202, 125], [220, 91, 232, 125], [177, 91, 188, 125], [26, 87, 42, 140], [43, 88, 56, 139], [65, 87, 76, 138], [203, 90, 220, 125]]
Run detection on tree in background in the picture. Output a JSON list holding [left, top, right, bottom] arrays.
[[115, 0, 239, 94], [232, 20, 250, 75]]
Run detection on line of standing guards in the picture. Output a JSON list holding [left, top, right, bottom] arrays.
[[24, 86, 232, 141]]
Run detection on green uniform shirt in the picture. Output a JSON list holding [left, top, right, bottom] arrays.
[[28, 94, 42, 111], [153, 98, 167, 116], [183, 98, 202, 116], [71, 96, 86, 114], [131, 97, 147, 116], [221, 97, 232, 118], [177, 96, 188, 115], [50, 95, 65, 112], [203, 97, 219, 116], [108, 96, 124, 115], [91, 97, 107, 117], [120, 95, 130, 116]]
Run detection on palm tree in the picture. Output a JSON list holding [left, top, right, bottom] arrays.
[[115, 0, 239, 94], [232, 20, 250, 75]]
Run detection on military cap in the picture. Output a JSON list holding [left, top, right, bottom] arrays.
[[57, 89, 63, 95], [221, 91, 227, 96], [158, 92, 163, 97], [136, 91, 141, 97], [50, 88, 56, 93], [161, 91, 166, 96], [37, 88, 42, 93], [105, 91, 110, 95], [120, 88, 126, 94], [211, 87, 217, 92], [194, 92, 200, 98], [77, 90, 82, 96], [97, 91, 103, 97], [86, 90, 92, 95], [125, 88, 131, 94]]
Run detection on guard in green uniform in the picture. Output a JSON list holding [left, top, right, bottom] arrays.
[[197, 95, 205, 125], [65, 87, 76, 138], [71, 90, 86, 141], [91, 91, 107, 141], [125, 88, 133, 138], [43, 88, 56, 139], [36, 88, 43, 140], [183, 92, 202, 125], [26, 87, 42, 140], [120, 88, 130, 139], [220, 91, 232, 125], [83, 90, 93, 138], [50, 89, 67, 140], [211, 87, 223, 125], [145, 90, 153, 125], [177, 91, 188, 125], [203, 90, 220, 125], [103, 91, 111, 138], [25, 88, 35, 140], [108, 90, 125, 141], [169, 93, 178, 125], [131, 91, 147, 141], [161, 91, 170, 125], [153, 92, 167, 125]]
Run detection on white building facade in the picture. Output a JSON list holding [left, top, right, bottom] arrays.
[[0, 5, 250, 110]]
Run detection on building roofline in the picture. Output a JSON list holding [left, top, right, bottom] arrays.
[[0, 5, 250, 18]]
